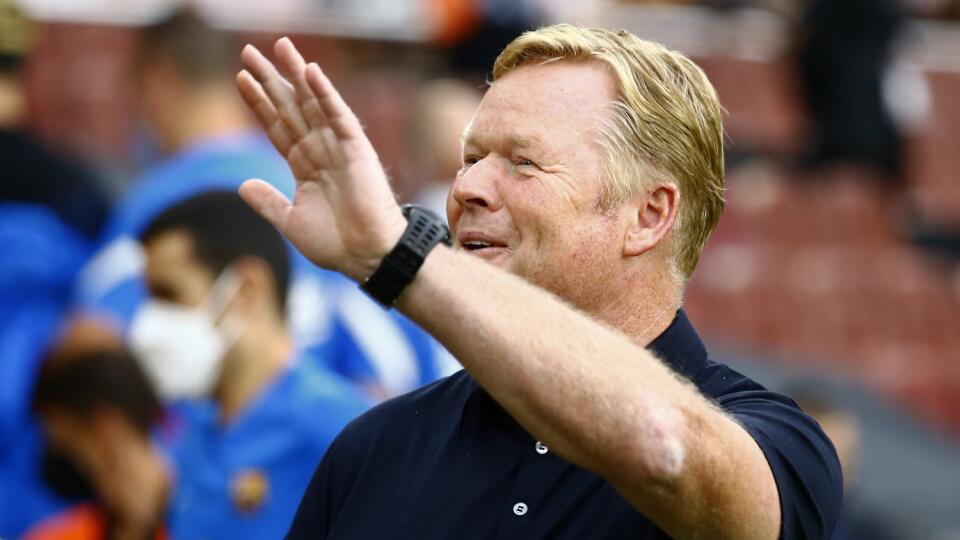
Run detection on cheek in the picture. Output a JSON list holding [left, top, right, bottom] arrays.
[[445, 189, 461, 231]]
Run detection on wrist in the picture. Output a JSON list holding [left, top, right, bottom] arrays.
[[359, 205, 452, 307], [351, 216, 407, 282]]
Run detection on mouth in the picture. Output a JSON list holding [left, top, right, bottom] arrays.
[[458, 233, 509, 258]]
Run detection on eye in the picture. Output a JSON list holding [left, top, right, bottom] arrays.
[[516, 157, 536, 168], [462, 155, 481, 169]]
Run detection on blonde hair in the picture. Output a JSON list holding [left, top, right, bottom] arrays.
[[493, 25, 725, 280]]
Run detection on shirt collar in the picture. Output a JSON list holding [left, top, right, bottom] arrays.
[[647, 309, 708, 380], [456, 309, 708, 430]]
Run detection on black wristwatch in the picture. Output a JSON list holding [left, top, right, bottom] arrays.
[[360, 204, 452, 307]]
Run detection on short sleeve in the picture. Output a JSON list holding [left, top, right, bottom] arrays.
[[719, 390, 844, 540]]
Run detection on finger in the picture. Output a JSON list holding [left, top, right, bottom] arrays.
[[236, 70, 294, 155], [239, 179, 293, 233], [241, 44, 310, 140], [305, 63, 365, 141], [273, 38, 329, 130]]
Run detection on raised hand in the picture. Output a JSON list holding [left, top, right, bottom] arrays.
[[236, 37, 407, 281]]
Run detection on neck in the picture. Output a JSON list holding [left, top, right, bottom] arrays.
[[215, 318, 292, 423], [590, 261, 682, 347], [165, 83, 253, 152]]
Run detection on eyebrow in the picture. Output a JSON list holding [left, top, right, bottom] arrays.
[[461, 130, 544, 152]]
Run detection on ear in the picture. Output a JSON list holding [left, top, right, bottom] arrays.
[[623, 183, 680, 258], [230, 257, 277, 315]]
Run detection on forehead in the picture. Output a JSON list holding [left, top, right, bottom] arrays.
[[466, 61, 617, 149], [143, 229, 214, 304]]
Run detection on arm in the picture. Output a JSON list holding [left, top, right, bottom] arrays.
[[236, 39, 780, 540], [398, 246, 780, 539]]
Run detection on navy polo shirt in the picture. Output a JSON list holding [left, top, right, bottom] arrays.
[[288, 311, 842, 539]]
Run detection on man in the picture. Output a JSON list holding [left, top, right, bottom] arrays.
[[29, 349, 171, 540], [236, 26, 842, 539], [0, 0, 108, 240], [131, 191, 370, 539], [73, 6, 296, 332], [0, 204, 94, 538], [410, 78, 483, 220], [72, 6, 446, 399]]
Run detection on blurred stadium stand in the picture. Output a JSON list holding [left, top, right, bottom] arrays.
[[596, 3, 960, 438]]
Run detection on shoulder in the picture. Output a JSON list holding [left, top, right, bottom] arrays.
[[322, 370, 470, 460], [21, 503, 105, 540], [287, 371, 471, 536], [695, 358, 844, 539]]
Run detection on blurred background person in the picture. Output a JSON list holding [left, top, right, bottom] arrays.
[[0, 2, 108, 536], [409, 77, 483, 220], [0, 203, 95, 537], [133, 191, 370, 539], [795, 0, 907, 183], [30, 192, 372, 539], [28, 349, 170, 540], [72, 5, 296, 331], [0, 0, 109, 240], [70, 5, 450, 400]]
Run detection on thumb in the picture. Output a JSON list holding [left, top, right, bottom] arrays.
[[239, 179, 292, 233]]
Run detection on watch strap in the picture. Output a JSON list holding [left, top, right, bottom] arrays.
[[361, 205, 452, 307]]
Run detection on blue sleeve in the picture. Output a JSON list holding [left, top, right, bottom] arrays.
[[719, 390, 844, 540]]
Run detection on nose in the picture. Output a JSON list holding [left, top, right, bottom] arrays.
[[450, 158, 503, 214]]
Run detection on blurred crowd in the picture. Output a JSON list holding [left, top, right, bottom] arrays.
[[0, 4, 474, 538], [1, 0, 959, 539]]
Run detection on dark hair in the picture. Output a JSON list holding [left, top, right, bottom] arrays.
[[33, 349, 161, 435], [134, 6, 237, 83], [140, 191, 291, 311]]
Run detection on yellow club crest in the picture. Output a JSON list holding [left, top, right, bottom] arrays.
[[230, 469, 270, 514]]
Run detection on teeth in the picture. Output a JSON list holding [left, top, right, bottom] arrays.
[[465, 241, 492, 249]]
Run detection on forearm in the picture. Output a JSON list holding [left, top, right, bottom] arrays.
[[396, 245, 694, 480], [394, 246, 779, 539]]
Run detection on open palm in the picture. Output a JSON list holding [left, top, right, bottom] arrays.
[[236, 38, 406, 281]]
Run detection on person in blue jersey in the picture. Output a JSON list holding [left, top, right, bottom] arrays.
[[71, 6, 448, 399], [72, 7, 296, 328], [132, 191, 369, 538], [0, 204, 93, 538]]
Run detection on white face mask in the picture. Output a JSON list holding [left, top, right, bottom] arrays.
[[128, 269, 243, 400]]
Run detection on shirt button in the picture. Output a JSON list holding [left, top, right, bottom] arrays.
[[513, 502, 528, 516], [535, 441, 549, 455]]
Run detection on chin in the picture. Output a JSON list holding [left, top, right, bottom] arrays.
[[464, 247, 512, 270]]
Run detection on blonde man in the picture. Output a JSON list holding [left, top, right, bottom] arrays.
[[237, 25, 842, 540]]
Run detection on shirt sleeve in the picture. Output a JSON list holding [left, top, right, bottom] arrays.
[[718, 389, 844, 540]]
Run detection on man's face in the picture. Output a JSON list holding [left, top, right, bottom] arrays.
[[448, 61, 627, 308], [143, 229, 216, 308], [41, 409, 105, 481]]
